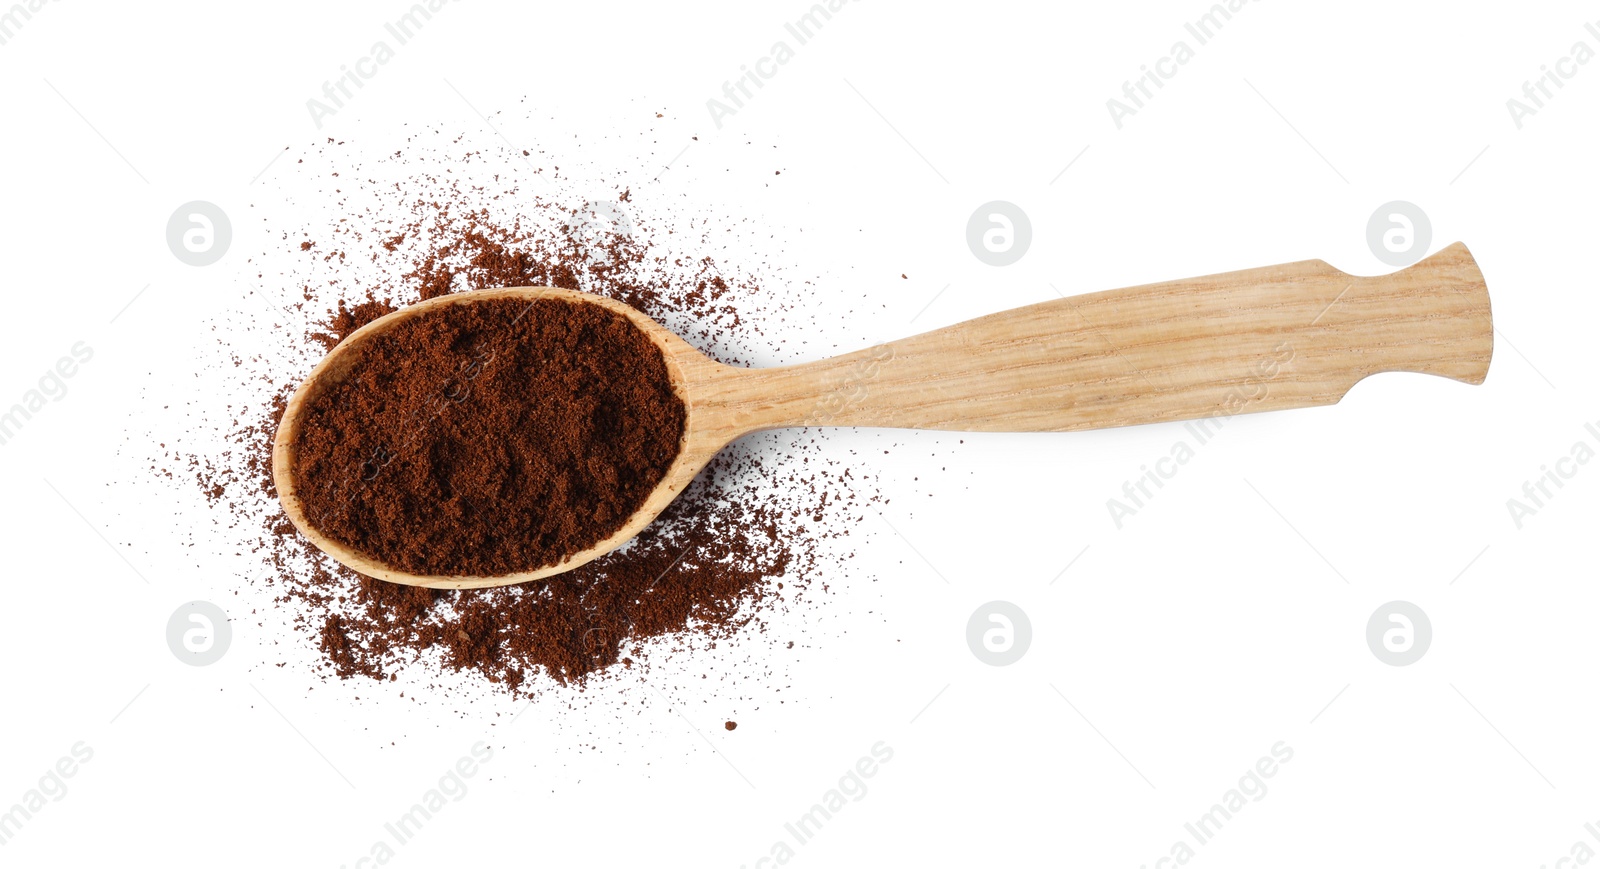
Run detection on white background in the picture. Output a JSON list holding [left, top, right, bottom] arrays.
[[2, 1, 1597, 866]]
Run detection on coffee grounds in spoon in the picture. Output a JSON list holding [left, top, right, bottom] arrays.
[[148, 127, 891, 699], [290, 295, 686, 576]]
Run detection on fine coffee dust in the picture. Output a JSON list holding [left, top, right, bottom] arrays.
[[290, 296, 686, 577], [163, 127, 883, 702]]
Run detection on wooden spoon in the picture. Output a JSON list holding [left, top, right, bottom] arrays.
[[273, 242, 1492, 588]]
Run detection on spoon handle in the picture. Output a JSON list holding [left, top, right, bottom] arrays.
[[721, 242, 1491, 433]]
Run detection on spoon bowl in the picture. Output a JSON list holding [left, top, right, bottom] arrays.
[[272, 287, 731, 589], [274, 243, 1492, 588]]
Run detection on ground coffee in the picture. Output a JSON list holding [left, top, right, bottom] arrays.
[[161, 124, 880, 700], [291, 296, 686, 576]]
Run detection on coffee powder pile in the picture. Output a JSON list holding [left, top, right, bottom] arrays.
[[159, 125, 882, 699], [291, 297, 686, 576]]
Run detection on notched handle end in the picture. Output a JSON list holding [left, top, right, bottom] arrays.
[[1332, 241, 1494, 387]]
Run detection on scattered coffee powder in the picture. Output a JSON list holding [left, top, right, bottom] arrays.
[[291, 296, 686, 576], [151, 123, 886, 701]]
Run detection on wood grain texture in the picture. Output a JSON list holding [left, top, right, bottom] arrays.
[[691, 242, 1492, 434], [273, 243, 1492, 587]]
